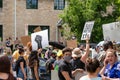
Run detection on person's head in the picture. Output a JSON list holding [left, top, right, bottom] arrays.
[[0, 55, 11, 73], [103, 41, 113, 51], [0, 55, 15, 80], [86, 58, 101, 73], [62, 47, 72, 62], [9, 37, 12, 40], [16, 37, 18, 40], [79, 45, 85, 51], [51, 50, 57, 58], [72, 48, 81, 59], [18, 48, 24, 55], [105, 49, 117, 65]]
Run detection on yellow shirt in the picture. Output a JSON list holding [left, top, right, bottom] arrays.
[[12, 50, 20, 61]]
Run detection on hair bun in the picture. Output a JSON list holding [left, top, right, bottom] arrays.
[[86, 58, 92, 64]]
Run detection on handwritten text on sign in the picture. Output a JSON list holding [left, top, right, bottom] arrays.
[[81, 21, 94, 40]]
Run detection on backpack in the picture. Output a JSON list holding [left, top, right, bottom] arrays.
[[13, 60, 19, 71], [45, 59, 54, 73]]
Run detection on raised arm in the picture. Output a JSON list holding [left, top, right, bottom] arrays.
[[80, 36, 90, 63]]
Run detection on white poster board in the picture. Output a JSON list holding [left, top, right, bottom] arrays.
[[81, 21, 94, 40], [102, 22, 120, 42], [51, 70, 59, 80], [31, 29, 49, 50]]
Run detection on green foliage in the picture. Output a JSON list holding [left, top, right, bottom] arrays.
[[60, 0, 120, 43]]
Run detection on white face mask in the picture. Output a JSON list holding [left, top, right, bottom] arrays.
[[64, 56, 71, 62]]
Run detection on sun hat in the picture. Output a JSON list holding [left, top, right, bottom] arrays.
[[72, 48, 81, 57]]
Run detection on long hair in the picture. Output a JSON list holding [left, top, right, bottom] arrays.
[[28, 50, 39, 67], [0, 55, 14, 80]]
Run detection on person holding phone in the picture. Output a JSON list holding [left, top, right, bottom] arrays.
[[99, 49, 120, 80]]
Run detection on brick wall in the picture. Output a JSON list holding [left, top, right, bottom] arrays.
[[0, 0, 63, 41]]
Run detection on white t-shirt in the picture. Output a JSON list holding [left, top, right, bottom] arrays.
[[80, 75, 102, 80]]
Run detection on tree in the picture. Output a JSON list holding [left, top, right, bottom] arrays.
[[60, 0, 120, 43]]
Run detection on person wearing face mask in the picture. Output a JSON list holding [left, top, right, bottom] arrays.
[[45, 50, 57, 79], [58, 47, 73, 80], [70, 37, 90, 80]]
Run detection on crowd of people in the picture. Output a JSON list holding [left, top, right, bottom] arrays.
[[0, 36, 120, 80]]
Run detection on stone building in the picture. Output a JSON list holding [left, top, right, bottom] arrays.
[[0, 0, 65, 41]]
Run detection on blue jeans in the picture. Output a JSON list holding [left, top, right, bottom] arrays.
[[17, 67, 27, 79]]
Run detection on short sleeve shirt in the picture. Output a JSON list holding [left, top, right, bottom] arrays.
[[70, 58, 85, 70], [104, 62, 120, 78], [58, 60, 73, 80], [80, 76, 102, 80]]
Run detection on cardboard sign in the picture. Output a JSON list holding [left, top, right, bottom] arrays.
[[21, 36, 31, 46], [102, 22, 120, 42], [81, 21, 94, 40], [66, 40, 77, 48], [31, 29, 49, 50], [34, 27, 41, 32]]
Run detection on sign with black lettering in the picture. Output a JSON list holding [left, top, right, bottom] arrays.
[[81, 21, 94, 40]]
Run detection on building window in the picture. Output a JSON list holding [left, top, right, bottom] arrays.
[[54, 0, 65, 10], [26, 0, 38, 9], [28, 25, 50, 40], [0, 0, 3, 8]]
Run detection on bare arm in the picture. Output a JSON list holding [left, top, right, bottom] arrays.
[[99, 57, 108, 77], [20, 62, 27, 80], [81, 37, 90, 63], [34, 61, 39, 80], [72, 69, 84, 77], [62, 71, 72, 80]]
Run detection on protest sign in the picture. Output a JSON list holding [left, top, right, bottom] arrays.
[[31, 29, 49, 50], [102, 22, 120, 42], [66, 40, 77, 48], [81, 21, 94, 40], [21, 36, 31, 46]]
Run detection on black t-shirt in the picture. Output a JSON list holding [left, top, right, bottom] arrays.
[[70, 58, 85, 70], [17, 56, 26, 68], [16, 56, 26, 74], [58, 60, 73, 80]]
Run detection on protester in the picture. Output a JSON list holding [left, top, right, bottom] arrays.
[[70, 35, 90, 80], [98, 41, 114, 66], [58, 47, 73, 80], [92, 46, 100, 59], [99, 49, 120, 80], [8, 37, 14, 52], [71, 48, 85, 80], [54, 50, 63, 71], [28, 50, 40, 80], [16, 48, 27, 80], [12, 45, 24, 62], [80, 58, 102, 80], [45, 50, 57, 79], [0, 55, 16, 80], [14, 37, 21, 49]]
